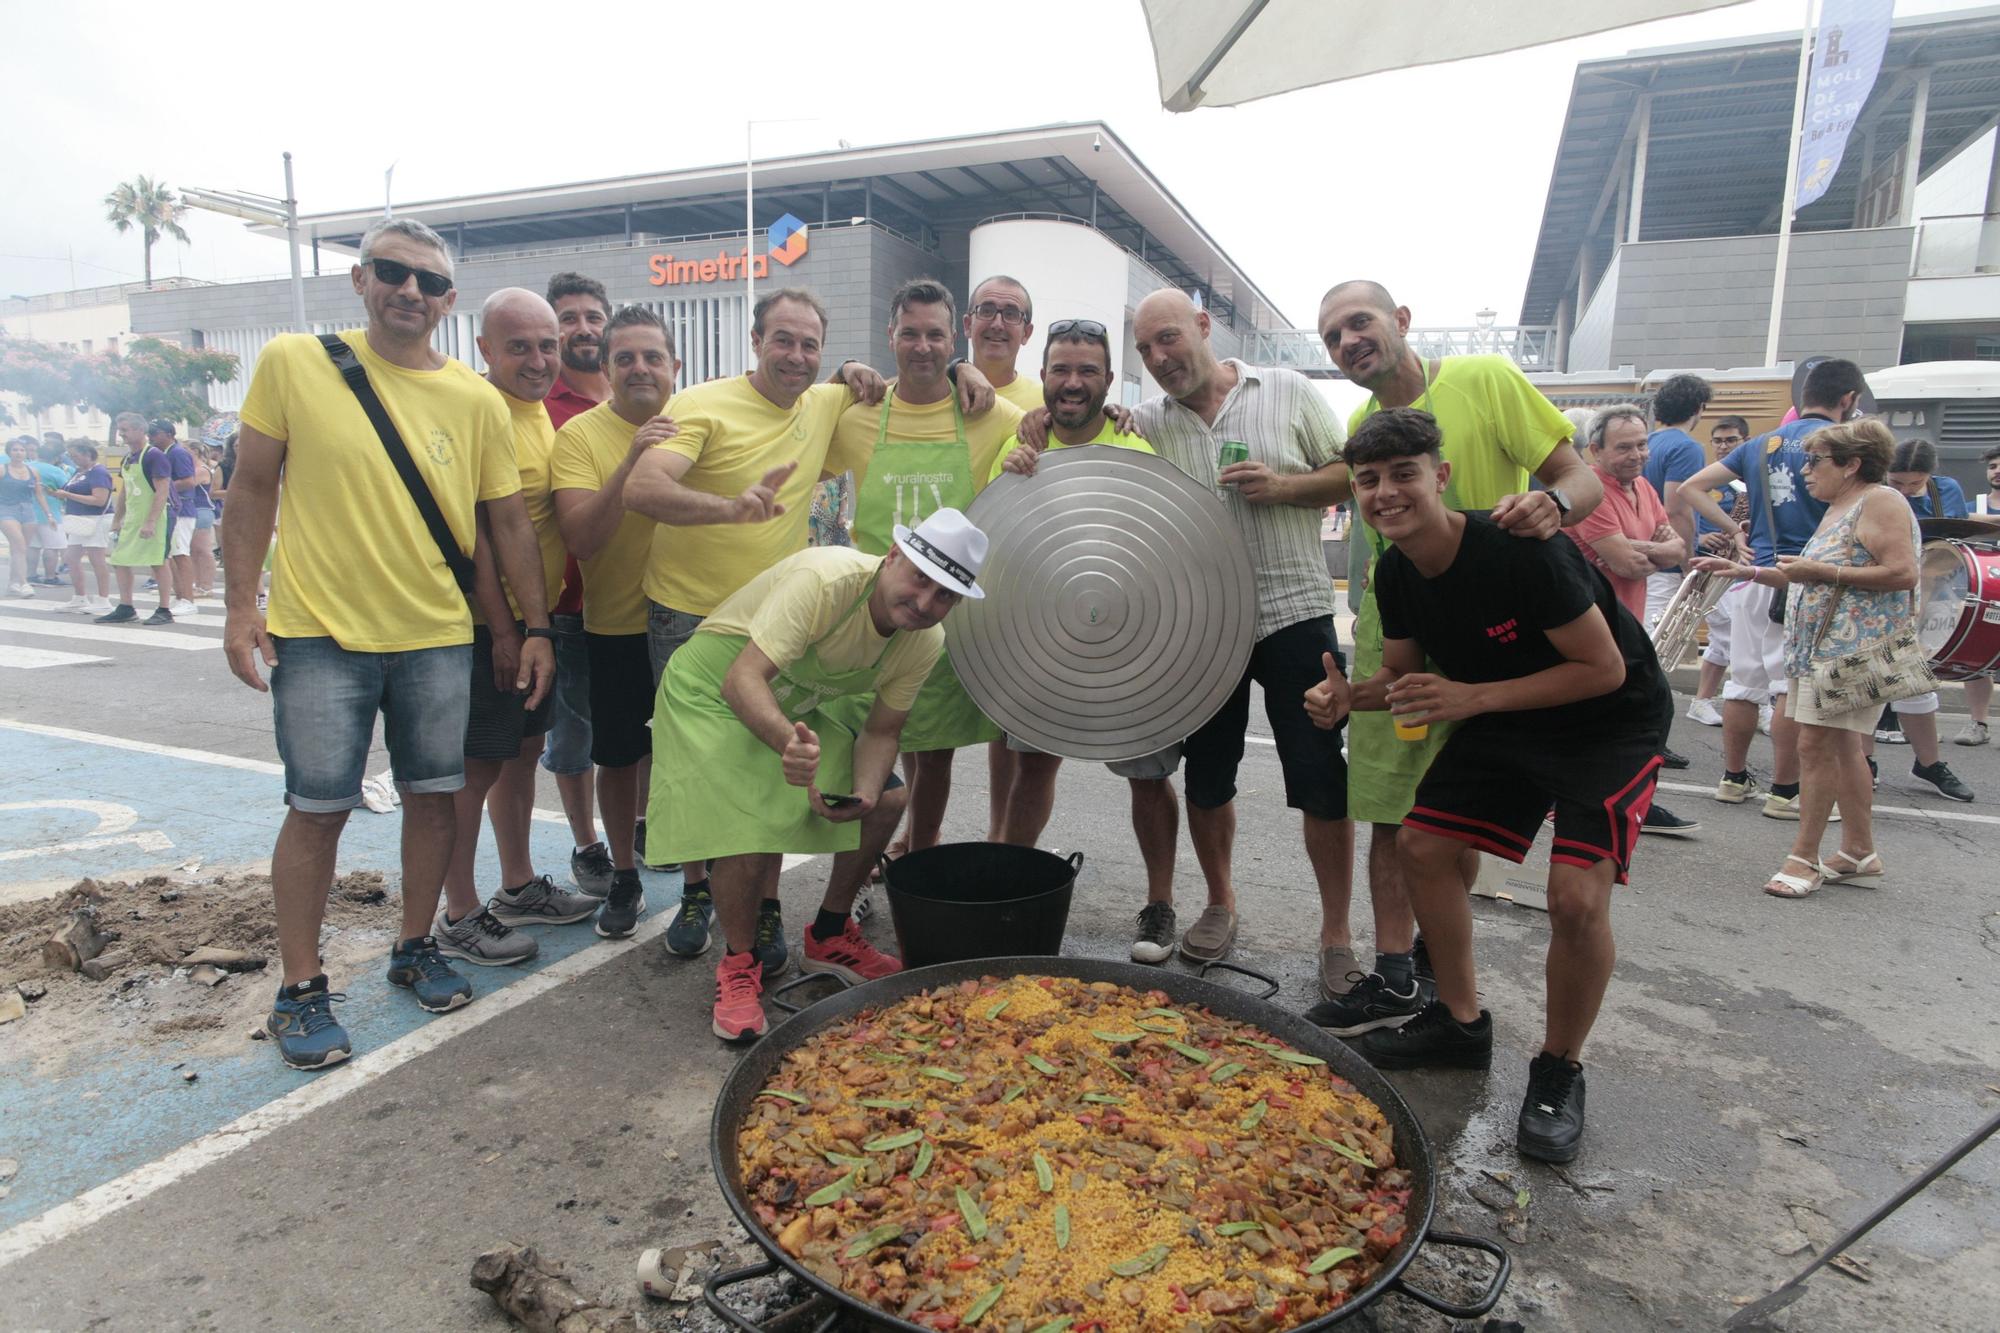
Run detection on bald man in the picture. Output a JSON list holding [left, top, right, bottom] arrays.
[[434, 289, 599, 966]]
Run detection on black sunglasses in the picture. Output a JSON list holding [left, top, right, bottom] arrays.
[[369, 257, 454, 298], [1046, 318, 1108, 342]]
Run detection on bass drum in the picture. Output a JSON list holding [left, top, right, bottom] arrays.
[[1917, 538, 2000, 681]]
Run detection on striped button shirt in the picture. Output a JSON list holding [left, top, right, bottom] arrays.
[[1133, 360, 1346, 640]]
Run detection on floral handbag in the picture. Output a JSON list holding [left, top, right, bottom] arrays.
[[1798, 583, 1937, 714]]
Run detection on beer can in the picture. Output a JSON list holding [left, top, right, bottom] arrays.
[[1217, 441, 1250, 468]]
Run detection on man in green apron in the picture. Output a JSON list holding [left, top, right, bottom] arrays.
[[825, 278, 1023, 855], [100, 411, 174, 625], [650, 507, 988, 1041], [1307, 279, 1599, 1037]]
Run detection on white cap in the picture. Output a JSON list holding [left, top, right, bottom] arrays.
[[893, 508, 988, 599]]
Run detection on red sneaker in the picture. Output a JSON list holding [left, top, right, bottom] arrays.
[[712, 951, 767, 1041], [801, 919, 902, 983]]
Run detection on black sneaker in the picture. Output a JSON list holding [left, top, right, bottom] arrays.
[[1660, 747, 1691, 771], [1303, 971, 1424, 1037], [94, 603, 137, 624], [570, 841, 615, 898], [1129, 901, 1177, 964], [752, 899, 789, 980], [142, 607, 173, 626], [1640, 804, 1701, 837], [1411, 936, 1437, 1005], [1912, 760, 1975, 803], [664, 884, 714, 957], [1517, 1052, 1587, 1162], [594, 869, 645, 939], [1357, 999, 1493, 1070]]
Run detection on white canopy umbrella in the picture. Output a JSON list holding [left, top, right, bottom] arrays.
[[1141, 0, 1753, 111]]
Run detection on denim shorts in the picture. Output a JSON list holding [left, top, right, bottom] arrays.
[[646, 600, 705, 688], [193, 504, 215, 531], [539, 612, 594, 777], [1182, 615, 1348, 821], [270, 635, 472, 812]]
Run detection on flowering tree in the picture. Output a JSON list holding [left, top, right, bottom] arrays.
[[0, 336, 236, 429]]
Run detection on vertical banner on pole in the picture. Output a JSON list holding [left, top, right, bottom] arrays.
[[1794, 0, 1896, 212]]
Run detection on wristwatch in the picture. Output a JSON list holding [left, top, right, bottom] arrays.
[[1545, 486, 1572, 521], [945, 357, 966, 386], [522, 626, 555, 641]]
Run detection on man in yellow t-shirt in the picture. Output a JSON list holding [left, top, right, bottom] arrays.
[[1305, 278, 1598, 1036], [434, 289, 599, 970], [649, 510, 986, 1040], [222, 218, 551, 1071], [823, 278, 1023, 857], [965, 273, 1045, 414], [551, 305, 683, 940]]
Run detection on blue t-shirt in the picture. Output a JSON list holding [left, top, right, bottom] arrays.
[[29, 461, 65, 522], [166, 443, 197, 518], [1643, 427, 1705, 572], [62, 464, 114, 515], [1722, 416, 1833, 564], [1903, 474, 1968, 519]]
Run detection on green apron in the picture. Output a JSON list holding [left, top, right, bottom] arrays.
[[852, 394, 999, 753], [1347, 360, 1455, 827], [110, 449, 169, 569], [648, 579, 897, 863]]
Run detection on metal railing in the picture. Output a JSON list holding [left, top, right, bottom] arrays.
[[1913, 212, 2000, 278], [1251, 325, 1561, 377]]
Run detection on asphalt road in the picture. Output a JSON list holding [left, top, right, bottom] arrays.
[[1, 583, 1996, 1332]]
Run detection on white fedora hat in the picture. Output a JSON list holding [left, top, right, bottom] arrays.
[[893, 508, 988, 599]]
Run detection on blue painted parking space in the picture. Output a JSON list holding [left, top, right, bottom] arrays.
[[0, 725, 682, 1230]]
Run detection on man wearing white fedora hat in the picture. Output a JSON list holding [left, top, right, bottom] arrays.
[[648, 507, 987, 1041]]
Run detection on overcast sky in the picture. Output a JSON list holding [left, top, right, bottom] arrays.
[[1, 0, 1981, 335]]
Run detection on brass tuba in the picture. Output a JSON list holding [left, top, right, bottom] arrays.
[[1649, 569, 1732, 670]]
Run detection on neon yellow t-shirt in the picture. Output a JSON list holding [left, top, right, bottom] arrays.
[[642, 377, 853, 617], [487, 390, 565, 624], [986, 416, 1155, 485], [698, 546, 943, 711], [550, 402, 655, 636], [240, 329, 519, 652], [825, 389, 1025, 551], [992, 372, 1045, 413], [1346, 354, 1572, 565]]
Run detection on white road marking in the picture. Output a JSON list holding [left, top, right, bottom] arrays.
[[0, 716, 822, 1267], [0, 645, 111, 669], [1655, 779, 2000, 826], [0, 799, 175, 862], [0, 614, 220, 651]]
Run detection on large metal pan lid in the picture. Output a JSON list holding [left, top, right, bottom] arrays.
[[950, 446, 1257, 762]]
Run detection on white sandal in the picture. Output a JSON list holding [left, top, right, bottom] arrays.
[[1818, 849, 1884, 887], [1764, 854, 1822, 899]]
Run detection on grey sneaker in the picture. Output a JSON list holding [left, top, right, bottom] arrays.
[[490, 874, 598, 925], [1178, 903, 1238, 962], [1954, 720, 1990, 747], [1130, 901, 1177, 964], [1318, 945, 1361, 1000], [570, 841, 615, 898], [386, 935, 475, 1011], [434, 907, 538, 967]]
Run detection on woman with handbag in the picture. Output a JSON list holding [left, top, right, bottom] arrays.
[[1692, 420, 1924, 899]]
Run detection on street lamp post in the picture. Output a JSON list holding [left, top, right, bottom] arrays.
[[183, 152, 307, 333]]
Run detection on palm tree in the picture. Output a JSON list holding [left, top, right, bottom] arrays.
[[103, 176, 191, 289]]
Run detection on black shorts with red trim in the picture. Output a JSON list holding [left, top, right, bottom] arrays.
[[1402, 722, 1662, 885]]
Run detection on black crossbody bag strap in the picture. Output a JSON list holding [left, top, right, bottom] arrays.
[[317, 334, 476, 596]]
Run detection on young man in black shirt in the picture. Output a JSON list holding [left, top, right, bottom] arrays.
[[1305, 408, 1671, 1162]]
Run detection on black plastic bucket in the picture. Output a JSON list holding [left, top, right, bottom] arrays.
[[881, 843, 1082, 967]]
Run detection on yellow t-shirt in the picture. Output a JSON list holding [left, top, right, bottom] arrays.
[[643, 377, 853, 617], [992, 372, 1045, 413], [240, 329, 519, 652], [825, 389, 1025, 551], [487, 390, 565, 624], [550, 403, 655, 636], [698, 546, 943, 711], [986, 416, 1156, 485]]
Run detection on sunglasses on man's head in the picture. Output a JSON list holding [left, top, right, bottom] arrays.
[[369, 257, 454, 298], [1047, 318, 1108, 342]]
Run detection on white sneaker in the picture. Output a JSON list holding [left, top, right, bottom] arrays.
[[170, 599, 198, 616], [1686, 698, 1724, 727], [56, 596, 90, 613], [86, 597, 113, 614], [10, 584, 36, 599], [1758, 704, 1774, 735]]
